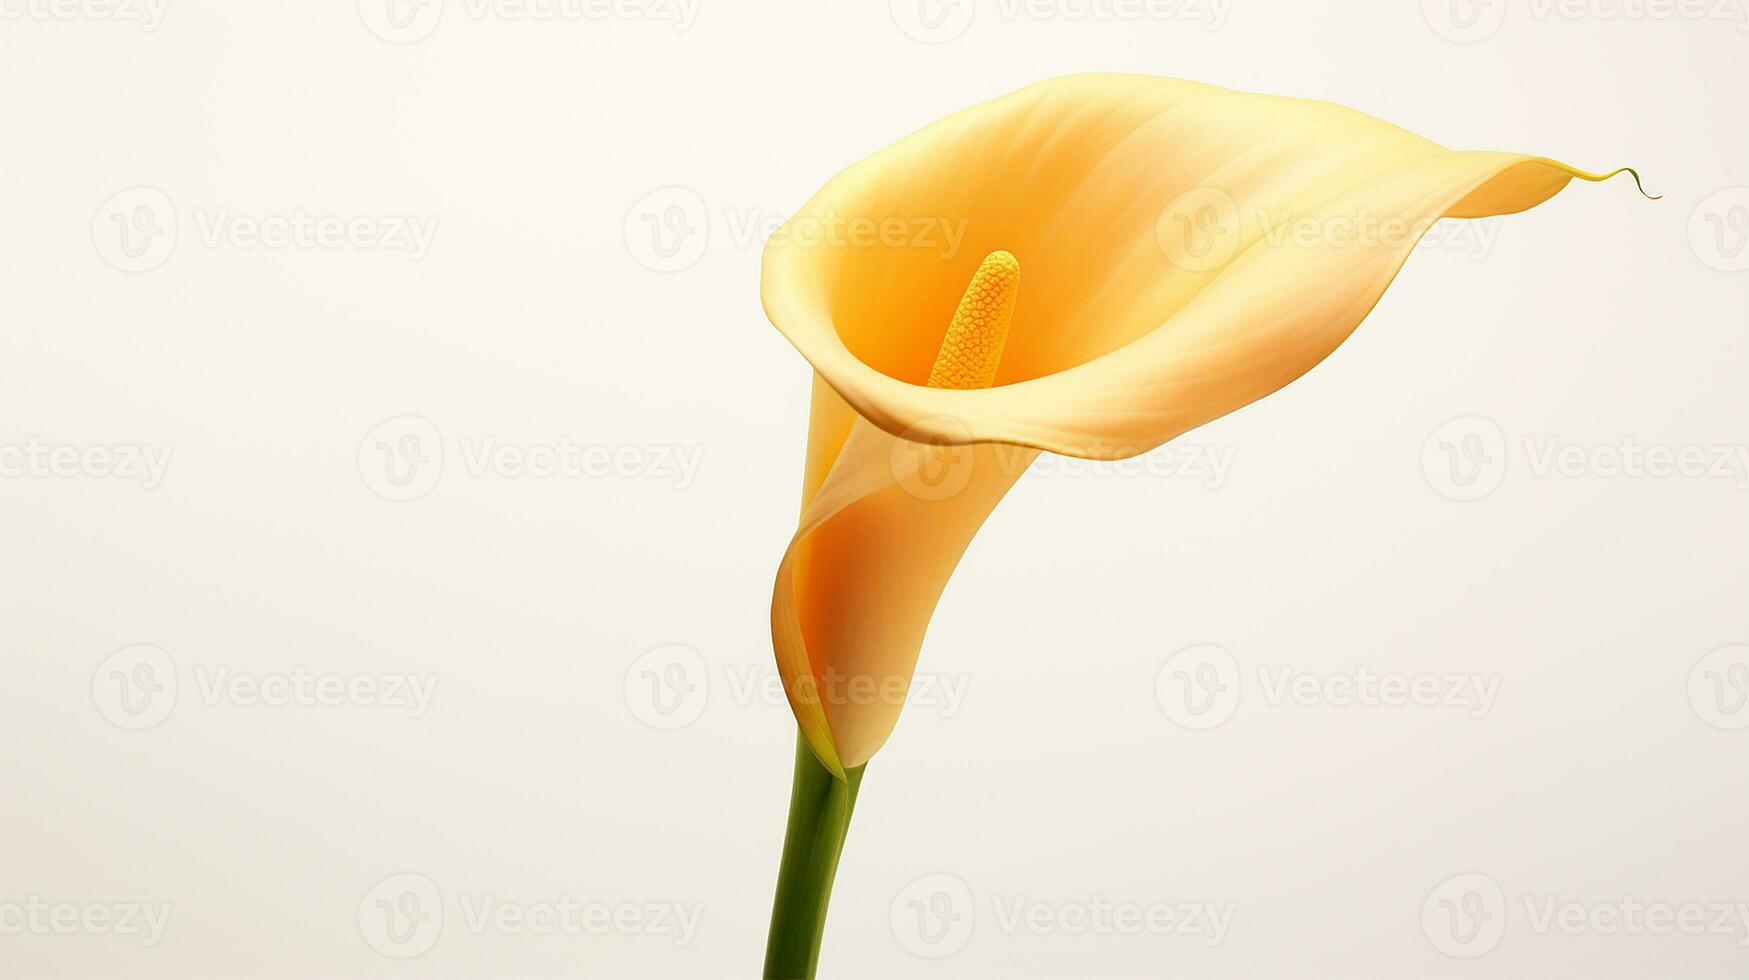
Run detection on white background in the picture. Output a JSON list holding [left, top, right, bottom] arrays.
[[2, 0, 1745, 977]]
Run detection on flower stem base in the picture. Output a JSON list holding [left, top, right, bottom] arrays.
[[763, 733, 865, 980]]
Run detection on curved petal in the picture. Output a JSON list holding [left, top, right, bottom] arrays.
[[761, 72, 1642, 459], [774, 381, 1036, 773]]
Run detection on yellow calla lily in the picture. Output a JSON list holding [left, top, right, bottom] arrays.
[[763, 72, 1643, 777]]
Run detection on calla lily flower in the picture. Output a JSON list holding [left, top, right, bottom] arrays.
[[764, 72, 1642, 777], [758, 72, 1645, 979]]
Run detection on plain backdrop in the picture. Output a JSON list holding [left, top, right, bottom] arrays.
[[2, 1, 1745, 977]]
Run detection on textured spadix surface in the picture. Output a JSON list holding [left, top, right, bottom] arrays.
[[764, 73, 1637, 773]]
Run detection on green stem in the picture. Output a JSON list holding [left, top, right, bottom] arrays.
[[763, 733, 866, 980]]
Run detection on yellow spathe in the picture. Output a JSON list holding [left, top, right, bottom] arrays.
[[764, 73, 1641, 775]]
